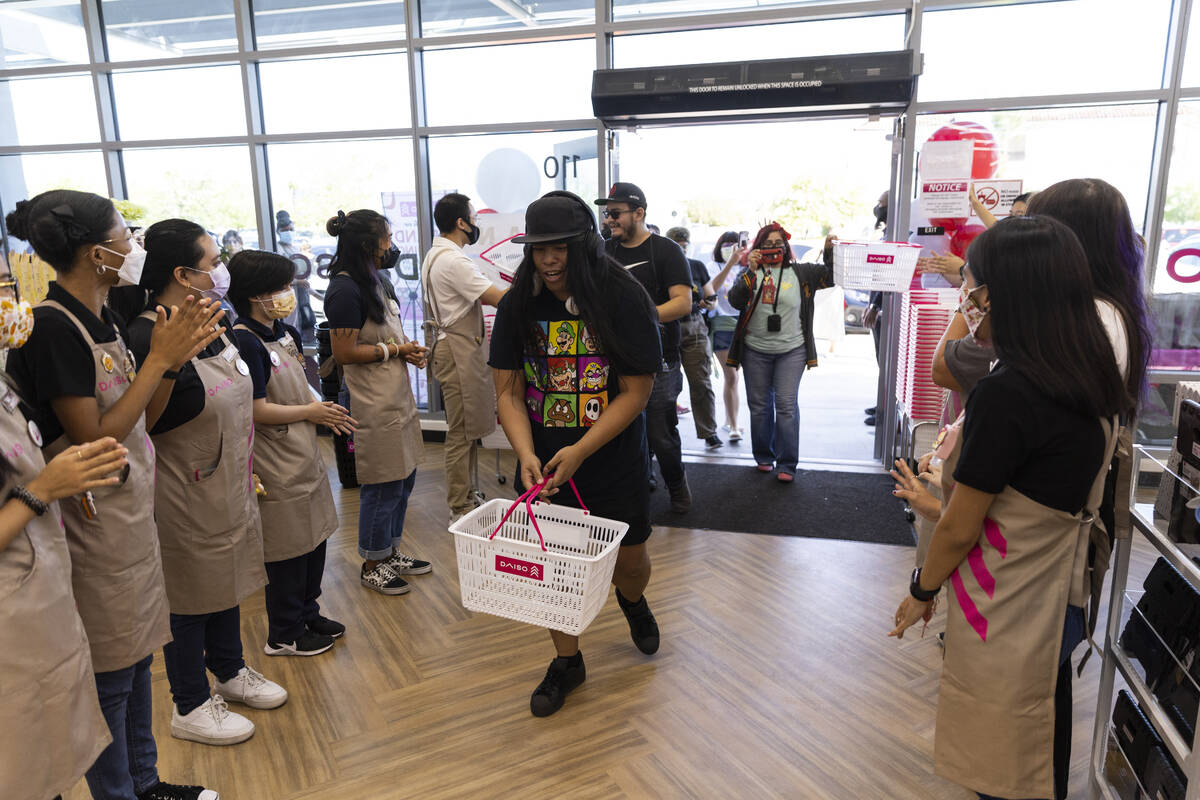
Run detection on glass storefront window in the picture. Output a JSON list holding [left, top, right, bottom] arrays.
[[1153, 101, 1200, 373], [420, 0, 593, 37], [101, 0, 239, 62], [122, 145, 254, 232], [112, 65, 245, 140], [1183, 7, 1200, 87], [0, 75, 100, 146], [259, 53, 410, 134], [265, 138, 424, 397], [253, 0, 405, 51], [1, 151, 110, 250], [0, 1, 90, 68], [613, 0, 859, 20], [921, 0, 1172, 101], [614, 14, 904, 68], [423, 39, 595, 126], [914, 106, 1158, 228]]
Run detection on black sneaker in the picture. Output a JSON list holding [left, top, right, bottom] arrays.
[[385, 551, 433, 575], [137, 781, 219, 800], [668, 478, 691, 514], [865, 406, 877, 416], [264, 629, 335, 657], [530, 653, 586, 717], [865, 416, 877, 427], [617, 590, 660, 655], [704, 435, 724, 450], [360, 562, 410, 595], [306, 615, 346, 639]]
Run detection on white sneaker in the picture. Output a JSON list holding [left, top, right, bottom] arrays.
[[170, 696, 255, 746], [213, 666, 288, 709], [728, 428, 743, 442]]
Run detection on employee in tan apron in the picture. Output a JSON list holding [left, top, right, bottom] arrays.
[[0, 283, 119, 800], [130, 219, 285, 749], [323, 209, 432, 596], [228, 249, 353, 657], [890, 217, 1135, 800], [421, 193, 504, 523], [4, 190, 225, 800]]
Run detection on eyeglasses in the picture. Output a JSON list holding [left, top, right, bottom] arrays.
[[601, 209, 633, 219], [98, 230, 135, 245]]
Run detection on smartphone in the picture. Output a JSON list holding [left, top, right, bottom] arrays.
[[738, 231, 749, 249]]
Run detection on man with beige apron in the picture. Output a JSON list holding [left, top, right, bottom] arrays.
[[232, 301, 342, 656], [422, 193, 504, 523], [325, 263, 431, 595], [0, 380, 112, 800], [131, 309, 284, 747]]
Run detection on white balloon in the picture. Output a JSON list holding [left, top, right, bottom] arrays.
[[475, 148, 541, 214]]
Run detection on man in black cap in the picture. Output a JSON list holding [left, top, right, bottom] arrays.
[[596, 182, 693, 513]]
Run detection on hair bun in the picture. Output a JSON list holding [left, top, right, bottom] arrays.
[[325, 209, 348, 237], [3, 199, 33, 241]]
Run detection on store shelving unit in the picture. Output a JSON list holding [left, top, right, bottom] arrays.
[[1090, 445, 1199, 799]]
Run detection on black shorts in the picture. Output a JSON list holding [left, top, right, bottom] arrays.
[[513, 471, 652, 547]]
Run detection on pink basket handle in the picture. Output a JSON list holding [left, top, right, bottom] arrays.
[[488, 475, 589, 552]]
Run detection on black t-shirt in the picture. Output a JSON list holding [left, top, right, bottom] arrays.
[[232, 317, 304, 401], [954, 364, 1107, 514], [488, 284, 661, 503], [7, 282, 131, 445], [323, 274, 399, 330], [686, 257, 710, 316], [127, 312, 233, 436], [605, 234, 691, 363]]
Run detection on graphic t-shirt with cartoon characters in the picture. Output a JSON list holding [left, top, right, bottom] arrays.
[[489, 288, 662, 502]]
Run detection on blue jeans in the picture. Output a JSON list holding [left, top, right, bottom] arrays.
[[645, 362, 685, 490], [85, 655, 160, 799], [740, 344, 807, 473], [976, 606, 1086, 800], [162, 606, 246, 716], [358, 469, 417, 560]]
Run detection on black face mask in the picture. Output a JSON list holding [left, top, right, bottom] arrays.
[[873, 204, 888, 227], [463, 220, 480, 246], [380, 244, 400, 271]]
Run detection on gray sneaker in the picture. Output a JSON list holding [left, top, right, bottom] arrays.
[[360, 562, 410, 595]]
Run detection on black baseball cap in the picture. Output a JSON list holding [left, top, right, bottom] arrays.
[[512, 193, 596, 244], [595, 182, 647, 208]]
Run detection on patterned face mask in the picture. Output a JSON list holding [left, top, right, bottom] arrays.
[[258, 288, 297, 319], [958, 283, 989, 340], [0, 296, 34, 350]]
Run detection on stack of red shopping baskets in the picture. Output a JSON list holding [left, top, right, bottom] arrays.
[[897, 282, 958, 423]]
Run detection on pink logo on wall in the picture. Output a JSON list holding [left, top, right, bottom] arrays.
[[866, 254, 895, 265], [495, 555, 544, 581]]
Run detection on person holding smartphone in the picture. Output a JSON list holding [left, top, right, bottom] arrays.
[[706, 231, 749, 442], [727, 222, 836, 482]]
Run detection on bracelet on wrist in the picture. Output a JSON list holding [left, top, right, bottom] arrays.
[[9, 485, 49, 516], [909, 567, 939, 602], [377, 343, 389, 362], [162, 369, 181, 380]]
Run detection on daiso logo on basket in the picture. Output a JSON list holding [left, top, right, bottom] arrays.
[[495, 555, 544, 581], [866, 254, 895, 265]]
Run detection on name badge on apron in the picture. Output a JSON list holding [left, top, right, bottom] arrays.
[[388, 299, 400, 316], [269, 351, 281, 368], [101, 353, 115, 374], [125, 349, 137, 381], [236, 359, 250, 376], [27, 419, 42, 447], [1, 388, 19, 414]]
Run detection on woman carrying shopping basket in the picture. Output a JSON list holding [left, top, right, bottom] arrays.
[[488, 191, 663, 717]]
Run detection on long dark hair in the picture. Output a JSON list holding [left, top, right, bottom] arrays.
[[967, 216, 1127, 419], [1026, 179, 1151, 411], [712, 231, 738, 263], [3, 189, 116, 272], [505, 239, 656, 377], [325, 209, 389, 325], [141, 218, 208, 298]]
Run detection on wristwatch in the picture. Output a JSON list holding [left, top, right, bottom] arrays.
[[909, 567, 939, 602]]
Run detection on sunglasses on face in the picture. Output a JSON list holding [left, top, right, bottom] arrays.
[[602, 209, 633, 219]]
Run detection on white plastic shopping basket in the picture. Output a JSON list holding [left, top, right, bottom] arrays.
[[449, 478, 628, 635], [833, 241, 922, 292]]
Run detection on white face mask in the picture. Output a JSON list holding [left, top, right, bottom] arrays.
[[720, 244, 736, 262], [96, 241, 147, 287]]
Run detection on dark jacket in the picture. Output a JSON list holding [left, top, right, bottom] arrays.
[[727, 246, 834, 369]]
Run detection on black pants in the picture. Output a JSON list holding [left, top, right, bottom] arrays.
[[645, 362, 685, 490], [265, 540, 328, 643], [162, 606, 245, 715]]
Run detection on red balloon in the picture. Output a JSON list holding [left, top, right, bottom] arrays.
[[949, 224, 988, 259], [929, 217, 965, 236], [927, 121, 999, 180]]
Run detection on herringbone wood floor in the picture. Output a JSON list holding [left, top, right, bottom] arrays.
[[61, 440, 1140, 800]]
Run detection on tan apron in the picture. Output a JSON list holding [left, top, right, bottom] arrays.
[[139, 312, 266, 615], [339, 279, 423, 485], [38, 300, 171, 674], [934, 418, 1118, 799], [0, 386, 112, 800], [422, 250, 496, 441], [234, 323, 336, 562]]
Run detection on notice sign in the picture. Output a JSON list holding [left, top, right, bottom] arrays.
[[970, 179, 1024, 219], [919, 140, 973, 217]]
